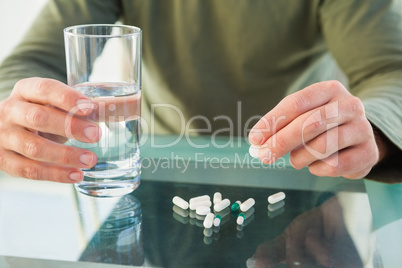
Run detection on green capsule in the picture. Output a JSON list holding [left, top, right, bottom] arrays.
[[213, 215, 222, 227], [231, 201, 241, 212]]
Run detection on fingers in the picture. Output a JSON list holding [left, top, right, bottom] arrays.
[[249, 80, 347, 145], [307, 142, 378, 179], [0, 149, 84, 183], [247, 80, 378, 179], [252, 235, 287, 268], [0, 128, 98, 169], [8, 100, 101, 143], [257, 100, 353, 164], [12, 77, 95, 116], [289, 122, 371, 169]]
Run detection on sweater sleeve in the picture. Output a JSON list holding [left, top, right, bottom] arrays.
[[319, 0, 402, 150], [0, 0, 121, 100]]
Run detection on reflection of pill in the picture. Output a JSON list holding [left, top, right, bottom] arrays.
[[203, 213, 214, 228], [246, 258, 257, 268], [196, 206, 211, 216], [267, 207, 285, 219], [203, 227, 213, 237], [172, 196, 189, 210], [204, 235, 213, 245], [268, 192, 286, 204], [214, 198, 231, 212], [240, 198, 255, 212], [267, 200, 285, 212], [189, 200, 212, 210], [173, 212, 189, 224], [189, 195, 210, 204], [196, 214, 206, 221], [249, 145, 261, 158], [172, 205, 189, 217], [243, 207, 255, 219], [237, 213, 245, 225], [213, 192, 222, 204]]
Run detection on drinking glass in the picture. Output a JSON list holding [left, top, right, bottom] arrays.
[[64, 24, 142, 197]]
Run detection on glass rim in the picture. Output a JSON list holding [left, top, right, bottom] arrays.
[[63, 24, 142, 38]]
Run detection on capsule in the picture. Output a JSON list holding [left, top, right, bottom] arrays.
[[172, 196, 189, 210], [196, 206, 211, 216], [213, 192, 222, 204], [203, 213, 215, 228], [240, 198, 255, 212], [189, 195, 210, 204], [249, 145, 261, 158], [231, 201, 241, 212], [189, 200, 212, 210], [268, 192, 286, 204], [214, 198, 230, 212], [237, 213, 245, 225], [213, 215, 221, 227]]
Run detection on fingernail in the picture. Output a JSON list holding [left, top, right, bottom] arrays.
[[84, 125, 99, 142], [249, 129, 264, 145], [76, 99, 95, 113], [80, 153, 94, 166], [259, 147, 272, 163], [69, 171, 83, 182], [288, 157, 295, 168]]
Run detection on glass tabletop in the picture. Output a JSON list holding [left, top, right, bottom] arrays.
[[0, 135, 401, 268]]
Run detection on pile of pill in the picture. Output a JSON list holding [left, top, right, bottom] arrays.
[[172, 191, 286, 244]]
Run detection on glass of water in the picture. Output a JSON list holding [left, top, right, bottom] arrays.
[[64, 24, 142, 197]]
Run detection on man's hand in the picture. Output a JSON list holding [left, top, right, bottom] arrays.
[[0, 77, 101, 183], [249, 80, 379, 179]]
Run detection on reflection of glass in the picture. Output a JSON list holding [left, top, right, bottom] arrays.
[[76, 194, 144, 266]]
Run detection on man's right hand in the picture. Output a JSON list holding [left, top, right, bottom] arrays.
[[0, 77, 101, 183]]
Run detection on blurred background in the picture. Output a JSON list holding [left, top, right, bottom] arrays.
[[0, 0, 47, 63]]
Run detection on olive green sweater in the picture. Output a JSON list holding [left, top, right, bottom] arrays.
[[0, 0, 401, 150]]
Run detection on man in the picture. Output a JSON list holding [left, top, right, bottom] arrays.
[[0, 0, 400, 183]]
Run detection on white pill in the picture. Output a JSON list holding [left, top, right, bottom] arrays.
[[203, 213, 215, 228], [268, 192, 286, 204], [189, 200, 212, 210], [196, 206, 211, 216], [213, 192, 222, 204], [240, 198, 255, 212], [237, 213, 245, 225], [249, 145, 261, 158], [172, 196, 189, 210], [189, 195, 210, 204], [214, 198, 230, 212]]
